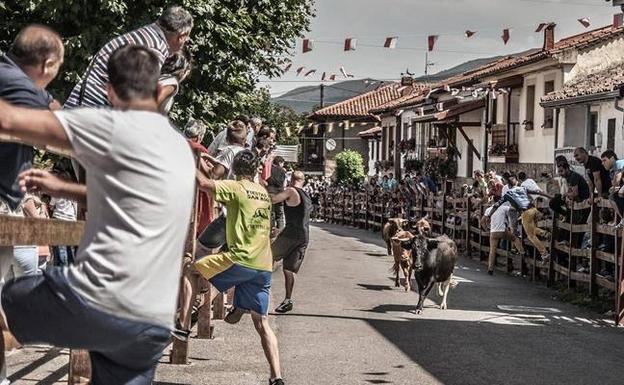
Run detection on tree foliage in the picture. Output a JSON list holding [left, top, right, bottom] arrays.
[[0, 0, 314, 126], [335, 149, 365, 185]]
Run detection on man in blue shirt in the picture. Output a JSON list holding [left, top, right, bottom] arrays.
[[0, 24, 64, 384], [601, 150, 624, 227]]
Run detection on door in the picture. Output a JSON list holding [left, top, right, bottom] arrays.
[[608, 118, 616, 150], [467, 139, 474, 177]]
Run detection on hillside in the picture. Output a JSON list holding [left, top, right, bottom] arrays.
[[271, 55, 506, 113]]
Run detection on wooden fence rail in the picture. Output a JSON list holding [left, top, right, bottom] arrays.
[[318, 183, 624, 326]]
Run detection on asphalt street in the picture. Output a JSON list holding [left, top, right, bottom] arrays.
[[7, 222, 624, 384]]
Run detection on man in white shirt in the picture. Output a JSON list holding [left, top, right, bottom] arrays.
[[482, 202, 525, 275], [0, 44, 195, 385]]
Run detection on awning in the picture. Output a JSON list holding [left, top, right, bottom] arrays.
[[434, 99, 485, 121], [357, 126, 382, 138]]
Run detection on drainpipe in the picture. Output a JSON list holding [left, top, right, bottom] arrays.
[[554, 108, 560, 154]]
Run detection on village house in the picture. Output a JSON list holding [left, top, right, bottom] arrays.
[[542, 14, 624, 164], [306, 83, 405, 176], [369, 15, 624, 181]]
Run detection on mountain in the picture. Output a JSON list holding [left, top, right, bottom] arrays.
[[271, 78, 391, 114], [271, 54, 512, 114]]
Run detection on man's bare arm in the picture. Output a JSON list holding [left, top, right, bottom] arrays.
[[19, 169, 87, 205], [196, 170, 216, 197], [0, 99, 70, 151], [272, 188, 294, 205]]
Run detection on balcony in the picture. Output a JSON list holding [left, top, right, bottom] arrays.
[[489, 122, 520, 163]]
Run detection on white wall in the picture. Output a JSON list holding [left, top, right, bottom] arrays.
[[567, 36, 624, 82], [518, 69, 562, 163], [594, 102, 624, 156]]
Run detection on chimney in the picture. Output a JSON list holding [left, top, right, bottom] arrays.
[[543, 23, 556, 51], [614, 13, 624, 29]]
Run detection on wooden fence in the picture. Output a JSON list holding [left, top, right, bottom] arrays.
[[318, 182, 624, 326]]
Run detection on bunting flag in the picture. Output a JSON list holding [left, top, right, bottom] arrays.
[[428, 35, 439, 51], [344, 37, 357, 51], [283, 63, 292, 72], [502, 29, 510, 45], [451, 88, 460, 96], [535, 23, 549, 33], [384, 36, 398, 49], [313, 125, 319, 135], [321, 72, 327, 81], [284, 126, 291, 137], [578, 18, 591, 28], [340, 66, 349, 78], [296, 67, 305, 76], [344, 120, 350, 130], [329, 74, 337, 81], [304, 69, 316, 77], [326, 123, 333, 133], [443, 85, 451, 92], [465, 30, 476, 38], [303, 38, 314, 53], [436, 102, 444, 111]]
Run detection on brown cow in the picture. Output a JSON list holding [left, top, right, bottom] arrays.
[[390, 230, 414, 291], [382, 218, 408, 255]]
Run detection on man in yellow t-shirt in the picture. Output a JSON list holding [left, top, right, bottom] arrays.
[[194, 150, 284, 385]]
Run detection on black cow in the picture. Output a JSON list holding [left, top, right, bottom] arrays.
[[409, 217, 458, 314]]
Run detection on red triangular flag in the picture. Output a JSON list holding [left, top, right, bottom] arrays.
[[296, 67, 305, 76], [302, 39, 313, 53], [502, 29, 510, 45], [535, 23, 548, 33], [465, 30, 476, 38], [283, 63, 292, 73], [578, 18, 590, 28], [344, 37, 357, 51], [428, 35, 439, 52], [321, 72, 327, 81], [384, 36, 398, 49], [304, 69, 316, 77], [329, 74, 336, 81]]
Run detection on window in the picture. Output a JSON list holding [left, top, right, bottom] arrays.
[[608, 118, 616, 150], [589, 112, 598, 147], [525, 85, 536, 130], [491, 99, 498, 124], [543, 81, 555, 128]]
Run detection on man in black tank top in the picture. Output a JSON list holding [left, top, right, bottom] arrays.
[[270, 171, 312, 313]]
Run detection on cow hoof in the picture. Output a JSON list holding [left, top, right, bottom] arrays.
[[440, 303, 447, 310], [404, 287, 410, 292], [394, 282, 400, 288]]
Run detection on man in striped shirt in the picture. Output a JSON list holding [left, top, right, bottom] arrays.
[[64, 5, 193, 108]]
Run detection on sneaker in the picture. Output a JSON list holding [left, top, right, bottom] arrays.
[[269, 379, 285, 385], [275, 299, 293, 314], [224, 307, 246, 324]]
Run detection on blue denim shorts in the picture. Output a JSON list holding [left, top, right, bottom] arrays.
[[2, 267, 170, 385]]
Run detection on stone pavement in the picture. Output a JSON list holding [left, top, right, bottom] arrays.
[[7, 223, 624, 384]]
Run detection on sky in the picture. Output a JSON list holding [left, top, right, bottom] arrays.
[[263, 0, 618, 98]]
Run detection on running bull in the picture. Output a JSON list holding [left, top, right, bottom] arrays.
[[408, 217, 458, 314]]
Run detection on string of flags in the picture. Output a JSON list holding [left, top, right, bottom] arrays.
[[300, 18, 594, 54]]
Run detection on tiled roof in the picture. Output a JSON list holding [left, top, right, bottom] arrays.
[[542, 65, 624, 103], [308, 83, 403, 120], [443, 25, 624, 86], [368, 87, 429, 114]]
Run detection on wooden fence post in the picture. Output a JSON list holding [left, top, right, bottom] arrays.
[[589, 199, 599, 297]]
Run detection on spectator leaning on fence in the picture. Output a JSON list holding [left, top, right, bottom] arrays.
[[482, 202, 525, 275], [0, 25, 64, 383], [601, 149, 624, 228], [64, 5, 193, 109], [574, 147, 610, 198], [0, 44, 196, 385]]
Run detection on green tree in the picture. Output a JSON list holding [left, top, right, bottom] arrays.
[[243, 87, 304, 146], [335, 149, 365, 185], [0, 0, 314, 126]]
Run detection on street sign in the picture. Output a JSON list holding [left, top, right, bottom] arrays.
[[325, 138, 337, 151]]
